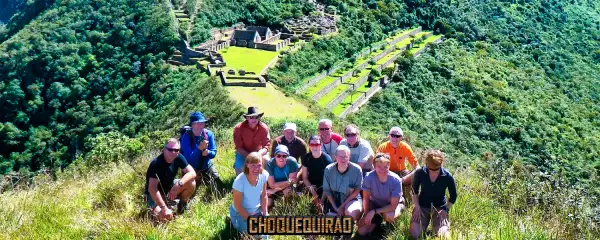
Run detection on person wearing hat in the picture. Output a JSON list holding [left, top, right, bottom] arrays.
[[270, 122, 308, 161], [376, 126, 418, 185], [265, 145, 300, 207], [233, 107, 271, 175], [181, 112, 223, 187]]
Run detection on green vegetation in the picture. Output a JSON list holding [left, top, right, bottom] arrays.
[[331, 81, 371, 116], [317, 68, 371, 107], [217, 47, 279, 75]]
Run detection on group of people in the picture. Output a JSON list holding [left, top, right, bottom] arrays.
[[143, 107, 458, 239]]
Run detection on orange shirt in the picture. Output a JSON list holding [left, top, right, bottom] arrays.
[[377, 141, 417, 172]]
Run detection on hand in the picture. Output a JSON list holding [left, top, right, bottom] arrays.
[[159, 207, 173, 221], [336, 203, 345, 216], [411, 206, 422, 222], [198, 140, 208, 151], [283, 187, 291, 195], [202, 149, 209, 156], [437, 208, 449, 219], [360, 210, 375, 226], [168, 184, 180, 201]]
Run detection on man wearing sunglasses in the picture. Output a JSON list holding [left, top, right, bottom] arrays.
[[376, 127, 419, 185], [233, 107, 271, 175], [340, 124, 374, 175], [144, 138, 197, 221], [265, 145, 300, 207], [318, 119, 343, 156]]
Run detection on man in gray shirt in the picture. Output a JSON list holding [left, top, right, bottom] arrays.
[[340, 124, 374, 174], [322, 145, 363, 221]]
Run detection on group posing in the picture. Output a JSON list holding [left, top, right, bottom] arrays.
[[144, 107, 457, 239]]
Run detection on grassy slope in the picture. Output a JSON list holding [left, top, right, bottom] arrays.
[[216, 46, 279, 75], [225, 83, 313, 118], [0, 136, 567, 239]]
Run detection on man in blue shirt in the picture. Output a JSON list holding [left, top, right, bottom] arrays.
[[180, 112, 223, 188], [265, 145, 300, 207]]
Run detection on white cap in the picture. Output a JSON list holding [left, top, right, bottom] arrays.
[[283, 122, 297, 132], [389, 126, 403, 136]]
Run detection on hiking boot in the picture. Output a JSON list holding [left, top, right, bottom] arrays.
[[176, 200, 189, 214]]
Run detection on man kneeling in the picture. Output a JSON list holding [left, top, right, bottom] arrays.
[[144, 138, 197, 221], [358, 153, 404, 236]]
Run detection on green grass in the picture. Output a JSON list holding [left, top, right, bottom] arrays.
[[331, 81, 372, 116], [317, 68, 371, 106], [226, 83, 313, 118], [0, 138, 573, 239], [409, 34, 443, 55], [304, 74, 342, 97], [303, 28, 421, 97], [217, 46, 279, 75]]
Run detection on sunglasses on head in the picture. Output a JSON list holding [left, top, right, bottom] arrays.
[[165, 147, 180, 153], [319, 128, 330, 131], [390, 134, 402, 138], [345, 133, 357, 137], [276, 154, 288, 158]]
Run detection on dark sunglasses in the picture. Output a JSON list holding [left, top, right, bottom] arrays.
[[309, 143, 321, 147], [319, 128, 330, 131], [390, 134, 402, 138], [246, 116, 260, 119], [345, 133, 357, 137], [165, 147, 180, 153], [276, 154, 288, 158]]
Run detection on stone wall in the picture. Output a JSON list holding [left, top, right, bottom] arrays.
[[220, 72, 266, 87], [325, 83, 355, 110], [311, 77, 343, 101], [339, 76, 388, 118], [296, 63, 344, 93]]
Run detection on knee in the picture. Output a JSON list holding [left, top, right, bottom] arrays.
[[409, 222, 421, 239], [187, 179, 197, 189], [383, 213, 396, 223]]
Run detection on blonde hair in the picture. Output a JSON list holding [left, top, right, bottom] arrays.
[[422, 149, 445, 168], [244, 152, 263, 175], [373, 153, 391, 164]]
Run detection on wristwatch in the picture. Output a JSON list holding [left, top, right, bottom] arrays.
[[178, 180, 184, 186]]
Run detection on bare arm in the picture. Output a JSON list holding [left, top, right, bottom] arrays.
[[148, 178, 167, 209], [362, 190, 371, 214], [233, 189, 250, 219], [261, 182, 268, 215], [267, 176, 290, 191], [181, 165, 197, 184], [375, 196, 399, 214]]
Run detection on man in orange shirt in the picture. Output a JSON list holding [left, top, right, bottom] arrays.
[[376, 127, 419, 185]]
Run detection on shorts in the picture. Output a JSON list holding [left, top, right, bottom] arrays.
[[144, 179, 178, 208], [411, 206, 450, 234], [233, 152, 246, 171], [368, 200, 405, 224], [324, 197, 362, 215], [229, 206, 262, 233]]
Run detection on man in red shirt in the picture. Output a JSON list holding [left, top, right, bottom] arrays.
[[318, 119, 343, 157], [233, 107, 271, 175]]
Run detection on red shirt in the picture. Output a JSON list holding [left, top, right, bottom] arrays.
[[233, 120, 270, 152]]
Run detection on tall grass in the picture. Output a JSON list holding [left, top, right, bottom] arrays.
[[1, 129, 595, 239]]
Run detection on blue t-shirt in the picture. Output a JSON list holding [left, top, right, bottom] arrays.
[[231, 170, 269, 214], [265, 157, 300, 182], [362, 171, 403, 207]]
